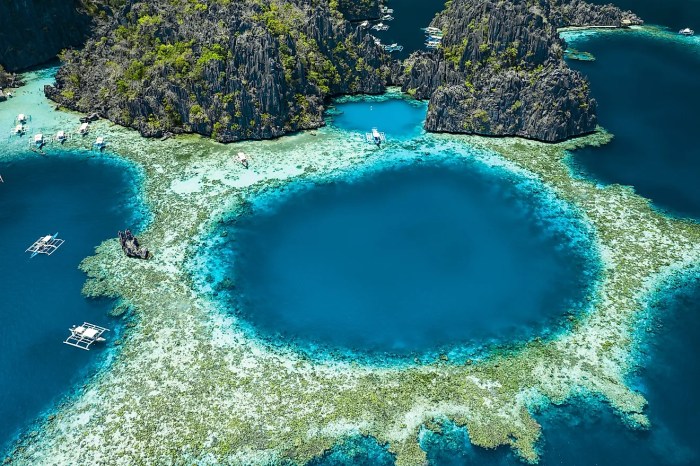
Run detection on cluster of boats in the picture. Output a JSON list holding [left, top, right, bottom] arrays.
[[423, 27, 444, 49], [10, 114, 106, 151], [360, 7, 404, 54]]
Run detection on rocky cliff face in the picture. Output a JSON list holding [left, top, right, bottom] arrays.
[[45, 0, 390, 142], [550, 0, 643, 27], [336, 0, 380, 22], [42, 0, 640, 143], [391, 0, 637, 142], [0, 1, 98, 72]]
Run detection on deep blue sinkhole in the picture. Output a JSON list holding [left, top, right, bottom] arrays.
[[210, 158, 598, 359], [0, 152, 145, 450]]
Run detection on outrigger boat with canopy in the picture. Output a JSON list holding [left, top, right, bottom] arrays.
[[26, 232, 64, 258], [64, 322, 109, 350]]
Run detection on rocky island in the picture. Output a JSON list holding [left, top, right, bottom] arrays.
[[9, 0, 639, 142]]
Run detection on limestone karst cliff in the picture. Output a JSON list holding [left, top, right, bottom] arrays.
[[390, 0, 641, 141], [44, 0, 390, 142], [35, 0, 641, 142]]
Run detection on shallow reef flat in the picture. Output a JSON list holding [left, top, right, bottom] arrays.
[[5, 62, 700, 466]]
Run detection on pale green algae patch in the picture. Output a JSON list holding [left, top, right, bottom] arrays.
[[6, 72, 700, 466]]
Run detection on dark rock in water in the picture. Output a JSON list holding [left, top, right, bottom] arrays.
[[45, 0, 391, 142], [80, 113, 101, 123], [0, 65, 23, 92], [118, 230, 149, 259], [389, 0, 632, 141], [0, 1, 101, 72]]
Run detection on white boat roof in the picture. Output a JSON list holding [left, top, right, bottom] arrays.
[[80, 122, 89, 129], [96, 136, 104, 143], [18, 113, 25, 119], [42, 235, 52, 241], [14, 124, 22, 131], [34, 134, 43, 140], [83, 328, 99, 339], [57, 130, 65, 136]]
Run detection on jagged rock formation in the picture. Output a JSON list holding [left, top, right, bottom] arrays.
[[0, 1, 115, 71], [118, 230, 149, 259], [335, 0, 380, 22], [42, 0, 640, 143], [45, 0, 390, 142], [391, 0, 639, 142], [550, 0, 643, 28]]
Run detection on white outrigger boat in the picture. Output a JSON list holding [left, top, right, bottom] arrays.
[[381, 14, 394, 21], [238, 151, 249, 168], [372, 22, 389, 31], [94, 136, 106, 150], [679, 27, 695, 36], [55, 130, 68, 143], [380, 6, 393, 14], [383, 43, 404, 52], [64, 322, 109, 350], [12, 124, 25, 136], [33, 133, 44, 147], [26, 232, 64, 258], [78, 122, 90, 135], [422, 27, 443, 35], [365, 127, 386, 147], [16, 113, 30, 124]]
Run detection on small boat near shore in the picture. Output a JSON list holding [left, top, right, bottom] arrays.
[[365, 127, 386, 147], [383, 43, 404, 52], [63, 322, 109, 350], [679, 28, 695, 36], [94, 136, 106, 150], [238, 151, 249, 168]]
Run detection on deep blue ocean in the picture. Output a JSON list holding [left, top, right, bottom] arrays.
[[0, 153, 144, 450], [567, 31, 700, 220], [591, 0, 700, 30]]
